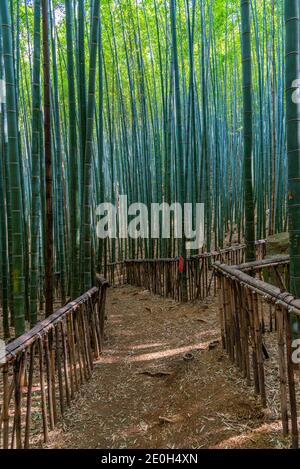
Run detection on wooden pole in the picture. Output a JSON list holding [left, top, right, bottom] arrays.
[[42, 0, 53, 317]]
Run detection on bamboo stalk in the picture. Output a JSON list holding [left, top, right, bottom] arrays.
[[24, 344, 35, 448], [276, 307, 289, 436], [284, 309, 298, 448], [38, 338, 48, 444], [2, 364, 9, 448]]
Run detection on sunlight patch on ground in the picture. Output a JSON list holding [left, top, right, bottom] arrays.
[[131, 342, 169, 350], [213, 420, 285, 448], [96, 341, 211, 364]]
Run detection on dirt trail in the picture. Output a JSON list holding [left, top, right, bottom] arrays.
[[43, 285, 288, 449]]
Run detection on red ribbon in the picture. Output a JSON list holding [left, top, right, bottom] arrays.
[[178, 256, 184, 273]]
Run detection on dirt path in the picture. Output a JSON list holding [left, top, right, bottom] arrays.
[[43, 285, 288, 449]]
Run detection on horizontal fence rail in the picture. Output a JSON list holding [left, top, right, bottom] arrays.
[[107, 241, 266, 302], [214, 257, 300, 449], [0, 277, 109, 449]]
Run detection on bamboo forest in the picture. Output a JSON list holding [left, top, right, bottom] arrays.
[[1, 0, 300, 454]]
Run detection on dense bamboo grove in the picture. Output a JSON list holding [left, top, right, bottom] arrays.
[[0, 0, 292, 336]]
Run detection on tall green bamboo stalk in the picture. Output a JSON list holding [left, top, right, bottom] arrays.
[[240, 0, 255, 262], [30, 0, 41, 326], [65, 0, 79, 298], [81, 0, 100, 292], [170, 0, 187, 300], [0, 0, 25, 336], [41, 0, 53, 317], [285, 0, 300, 300], [0, 23, 9, 336]]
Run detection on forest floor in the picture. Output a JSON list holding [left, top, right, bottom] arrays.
[[40, 285, 290, 449]]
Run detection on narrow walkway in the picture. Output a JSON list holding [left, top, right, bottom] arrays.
[[43, 286, 287, 449]]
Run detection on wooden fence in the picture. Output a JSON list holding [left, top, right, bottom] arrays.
[[214, 257, 299, 448], [106, 261, 127, 287], [0, 277, 109, 449], [106, 241, 266, 302]]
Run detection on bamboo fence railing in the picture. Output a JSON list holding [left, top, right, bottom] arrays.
[[106, 242, 300, 448], [105, 261, 127, 287], [107, 241, 266, 301], [214, 257, 299, 448], [0, 277, 109, 449], [1, 242, 271, 448]]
